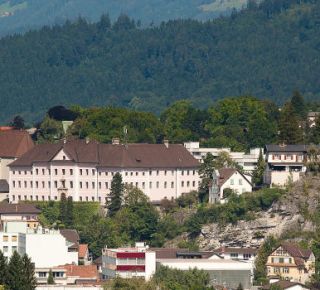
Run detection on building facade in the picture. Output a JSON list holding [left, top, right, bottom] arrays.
[[9, 139, 200, 203], [102, 242, 156, 281], [209, 168, 252, 204], [266, 243, 315, 284], [264, 145, 308, 187], [184, 142, 262, 173]]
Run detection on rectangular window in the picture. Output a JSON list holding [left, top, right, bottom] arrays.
[[193, 170, 195, 175], [80, 169, 83, 175], [42, 169, 45, 175], [70, 181, 73, 188], [149, 170, 152, 176], [105, 182, 108, 189], [92, 182, 95, 189], [24, 181, 27, 188], [11, 235, 17, 242], [187, 170, 189, 175], [80, 182, 82, 189], [55, 169, 58, 175], [86, 169, 89, 175], [99, 182, 101, 189], [42, 181, 45, 188], [149, 182, 152, 189], [92, 169, 95, 175], [181, 181, 184, 187], [86, 182, 89, 189], [70, 169, 73, 175], [135, 182, 138, 187], [156, 181, 159, 188], [35, 181, 38, 188], [171, 182, 174, 188], [164, 182, 167, 188], [164, 170, 167, 176], [62, 169, 65, 175], [136, 172, 138, 176], [125, 172, 128, 176], [3, 235, 8, 242], [48, 181, 51, 188], [239, 179, 242, 185], [54, 181, 57, 188], [230, 179, 234, 185], [156, 170, 159, 176], [131, 172, 133, 176], [192, 181, 195, 187], [187, 181, 190, 187], [142, 182, 145, 189], [13, 181, 15, 188], [181, 170, 184, 176], [35, 169, 38, 175]]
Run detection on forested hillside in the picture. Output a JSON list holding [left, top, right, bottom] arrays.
[[0, 0, 245, 36], [0, 0, 320, 122]]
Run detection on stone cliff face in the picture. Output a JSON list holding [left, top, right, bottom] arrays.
[[198, 175, 320, 250]]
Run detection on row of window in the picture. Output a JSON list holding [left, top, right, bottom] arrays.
[[12, 169, 197, 177], [230, 179, 243, 186], [2, 235, 18, 242], [271, 257, 292, 264], [11, 194, 104, 202], [272, 154, 303, 161], [269, 267, 290, 274], [13, 180, 198, 190], [1, 245, 18, 253]]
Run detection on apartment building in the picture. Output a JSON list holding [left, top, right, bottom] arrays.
[[184, 142, 261, 173], [101, 242, 156, 281], [264, 145, 308, 187], [9, 139, 200, 203], [266, 243, 315, 284]]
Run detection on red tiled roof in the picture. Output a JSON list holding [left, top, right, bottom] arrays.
[[281, 243, 312, 260], [79, 244, 88, 259], [60, 229, 80, 245], [59, 264, 98, 279], [10, 139, 199, 168], [0, 130, 34, 158]]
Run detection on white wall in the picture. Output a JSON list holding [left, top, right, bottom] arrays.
[[145, 251, 156, 281], [270, 171, 301, 187], [220, 171, 252, 198], [26, 232, 78, 268]]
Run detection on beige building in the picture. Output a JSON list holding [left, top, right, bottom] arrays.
[[266, 243, 315, 284], [0, 130, 34, 201]]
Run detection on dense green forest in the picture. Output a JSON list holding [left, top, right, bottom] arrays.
[[36, 93, 320, 151], [0, 0, 320, 122], [0, 0, 246, 37]]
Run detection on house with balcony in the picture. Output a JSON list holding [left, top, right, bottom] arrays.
[[101, 242, 156, 281], [266, 243, 315, 284], [215, 247, 258, 263], [264, 145, 308, 187]]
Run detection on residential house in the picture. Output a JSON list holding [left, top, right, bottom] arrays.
[[209, 168, 252, 204], [79, 244, 91, 265], [215, 247, 258, 263], [0, 130, 34, 200], [9, 138, 200, 203], [184, 141, 262, 174], [101, 242, 156, 281], [264, 145, 308, 187], [266, 243, 315, 284], [0, 203, 41, 230], [262, 280, 310, 290]]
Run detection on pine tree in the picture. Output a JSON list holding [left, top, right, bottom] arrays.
[[47, 269, 55, 285], [0, 250, 7, 286], [59, 192, 67, 226], [107, 172, 124, 217], [291, 90, 306, 119], [6, 251, 24, 290], [65, 196, 74, 228], [279, 102, 303, 144], [21, 254, 37, 290], [253, 149, 266, 186]]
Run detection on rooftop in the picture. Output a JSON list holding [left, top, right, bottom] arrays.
[[0, 203, 41, 214], [10, 139, 199, 168], [265, 144, 309, 153], [58, 264, 98, 279], [0, 130, 34, 158]]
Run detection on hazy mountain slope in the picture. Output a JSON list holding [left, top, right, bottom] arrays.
[[0, 0, 247, 36], [0, 0, 319, 123]]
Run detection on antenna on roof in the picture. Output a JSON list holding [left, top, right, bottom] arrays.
[[123, 126, 128, 148]]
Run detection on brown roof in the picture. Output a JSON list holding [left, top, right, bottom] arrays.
[[79, 244, 89, 259], [0, 203, 41, 214], [217, 168, 252, 187], [0, 130, 34, 158], [215, 247, 258, 255], [262, 280, 309, 289], [151, 248, 188, 259], [10, 139, 199, 168], [60, 229, 80, 245], [281, 243, 312, 259], [59, 264, 98, 279]]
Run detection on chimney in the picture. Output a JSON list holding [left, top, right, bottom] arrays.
[[112, 138, 120, 145], [164, 139, 169, 148]]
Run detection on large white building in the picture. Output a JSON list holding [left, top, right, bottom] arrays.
[[101, 242, 156, 281], [0, 221, 78, 267], [184, 142, 261, 173], [9, 139, 200, 203]]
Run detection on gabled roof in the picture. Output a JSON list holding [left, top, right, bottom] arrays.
[[262, 280, 310, 289], [59, 264, 98, 279], [265, 144, 308, 153], [0, 130, 34, 158], [218, 168, 252, 187], [79, 244, 89, 259], [60, 229, 80, 245], [0, 203, 41, 214], [10, 139, 199, 168]]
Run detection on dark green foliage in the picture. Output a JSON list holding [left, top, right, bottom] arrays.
[[21, 254, 37, 290], [59, 192, 67, 226], [6, 251, 25, 290], [47, 269, 55, 285], [0, 250, 7, 285], [36, 115, 64, 143], [154, 265, 213, 290], [107, 173, 124, 217], [11, 115, 25, 129], [65, 196, 74, 228], [279, 103, 303, 144], [291, 91, 307, 119], [252, 149, 266, 186], [254, 236, 279, 285], [1, 0, 320, 122]]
